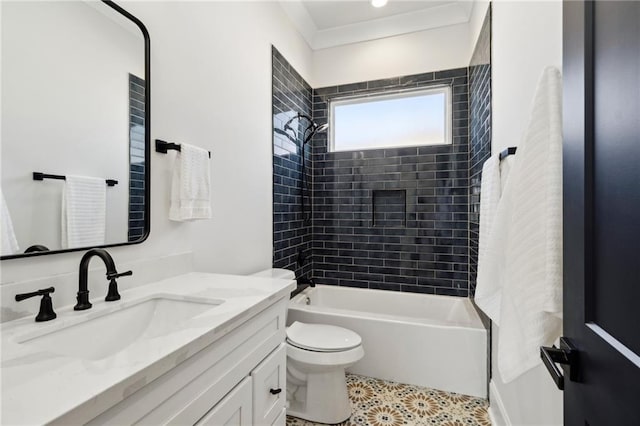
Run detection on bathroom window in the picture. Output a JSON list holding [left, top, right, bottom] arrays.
[[329, 86, 452, 152]]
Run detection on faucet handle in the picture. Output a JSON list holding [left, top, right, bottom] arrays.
[[106, 270, 132, 280], [15, 287, 57, 322], [105, 270, 132, 302], [15, 286, 54, 301]]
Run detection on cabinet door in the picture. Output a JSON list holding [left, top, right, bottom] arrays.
[[271, 408, 286, 426], [195, 377, 252, 426], [252, 344, 286, 426]]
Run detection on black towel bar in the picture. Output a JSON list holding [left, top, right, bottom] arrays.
[[155, 139, 211, 158], [33, 172, 118, 187]]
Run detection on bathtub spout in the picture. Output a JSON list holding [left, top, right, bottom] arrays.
[[291, 277, 316, 299], [297, 277, 316, 287]]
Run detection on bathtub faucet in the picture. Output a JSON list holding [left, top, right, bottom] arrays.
[[290, 276, 315, 299], [297, 277, 316, 287]]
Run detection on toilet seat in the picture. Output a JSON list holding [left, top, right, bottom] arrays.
[[287, 340, 365, 368], [286, 321, 362, 352]]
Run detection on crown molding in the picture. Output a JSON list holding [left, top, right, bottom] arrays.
[[279, 1, 474, 50]]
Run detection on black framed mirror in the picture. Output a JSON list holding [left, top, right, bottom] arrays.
[[1, 1, 150, 260]]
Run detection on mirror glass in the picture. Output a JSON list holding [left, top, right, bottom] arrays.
[[1, 1, 149, 259]]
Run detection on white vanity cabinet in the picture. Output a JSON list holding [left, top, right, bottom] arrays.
[[195, 377, 253, 425], [84, 297, 288, 426], [195, 344, 287, 426]]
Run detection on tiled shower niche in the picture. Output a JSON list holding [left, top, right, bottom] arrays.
[[372, 190, 407, 228]]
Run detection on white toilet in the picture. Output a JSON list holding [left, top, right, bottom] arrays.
[[250, 268, 364, 424], [286, 321, 364, 424]]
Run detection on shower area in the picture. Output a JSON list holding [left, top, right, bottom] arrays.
[[272, 7, 491, 297]]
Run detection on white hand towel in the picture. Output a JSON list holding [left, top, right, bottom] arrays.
[[494, 67, 563, 383], [61, 175, 106, 249], [169, 143, 211, 221], [1, 189, 19, 255], [474, 154, 504, 322]]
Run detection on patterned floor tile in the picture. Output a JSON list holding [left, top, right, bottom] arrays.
[[286, 374, 491, 426]]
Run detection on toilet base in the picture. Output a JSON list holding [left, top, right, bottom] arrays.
[[287, 410, 349, 426], [287, 367, 352, 424]]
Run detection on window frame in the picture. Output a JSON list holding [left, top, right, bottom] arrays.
[[328, 85, 453, 153]]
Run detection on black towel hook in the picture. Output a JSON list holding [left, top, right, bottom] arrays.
[[499, 146, 517, 161]]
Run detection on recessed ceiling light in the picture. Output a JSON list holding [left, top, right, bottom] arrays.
[[371, 0, 388, 8]]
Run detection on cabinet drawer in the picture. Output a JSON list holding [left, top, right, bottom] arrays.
[[252, 344, 286, 426], [195, 377, 252, 426]]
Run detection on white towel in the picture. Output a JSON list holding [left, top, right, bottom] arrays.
[[61, 175, 106, 248], [1, 189, 19, 255], [169, 143, 211, 221], [481, 67, 563, 383], [474, 154, 503, 320]]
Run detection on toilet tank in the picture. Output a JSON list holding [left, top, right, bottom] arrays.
[[250, 268, 296, 280]]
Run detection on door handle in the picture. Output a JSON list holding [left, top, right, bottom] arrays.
[[540, 337, 579, 390]]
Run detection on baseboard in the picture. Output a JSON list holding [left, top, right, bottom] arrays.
[[488, 380, 511, 426]]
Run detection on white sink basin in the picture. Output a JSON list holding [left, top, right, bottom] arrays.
[[16, 295, 224, 360]]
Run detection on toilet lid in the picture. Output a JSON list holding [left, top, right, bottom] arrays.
[[286, 322, 362, 352]]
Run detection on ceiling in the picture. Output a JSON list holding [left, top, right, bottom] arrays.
[[279, 0, 475, 50], [304, 1, 454, 30]]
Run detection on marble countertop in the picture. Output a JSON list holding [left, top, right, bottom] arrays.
[[0, 272, 295, 425]]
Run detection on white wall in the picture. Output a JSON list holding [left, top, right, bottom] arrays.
[[490, 1, 563, 425], [492, 0, 563, 153], [311, 23, 471, 88], [0, 1, 312, 319], [1, 1, 142, 251], [468, 0, 491, 63]]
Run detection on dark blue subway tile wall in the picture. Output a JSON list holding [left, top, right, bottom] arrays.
[[272, 45, 493, 298], [311, 69, 470, 296], [128, 73, 146, 242], [468, 6, 492, 296], [272, 47, 313, 279]]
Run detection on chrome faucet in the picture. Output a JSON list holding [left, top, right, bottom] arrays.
[[74, 248, 132, 311]]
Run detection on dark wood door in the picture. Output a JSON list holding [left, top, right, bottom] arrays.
[[563, 1, 640, 424]]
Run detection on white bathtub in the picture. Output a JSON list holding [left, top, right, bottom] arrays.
[[288, 285, 487, 398]]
